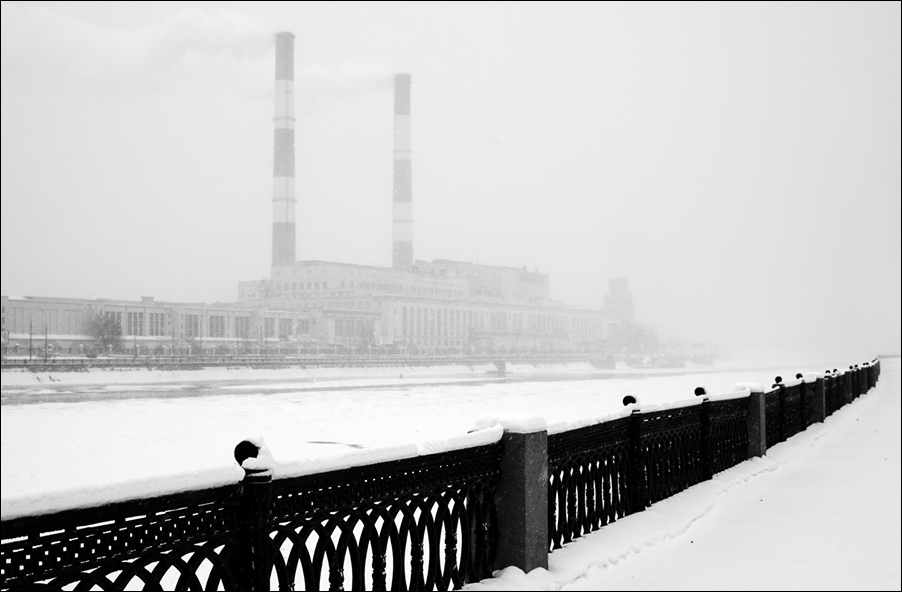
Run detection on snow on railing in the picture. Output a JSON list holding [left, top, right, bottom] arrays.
[[0, 359, 881, 591]]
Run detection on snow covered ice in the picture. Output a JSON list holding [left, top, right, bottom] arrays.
[[1, 357, 899, 591]]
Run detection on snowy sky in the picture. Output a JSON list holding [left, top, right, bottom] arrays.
[[1, 1, 900, 358]]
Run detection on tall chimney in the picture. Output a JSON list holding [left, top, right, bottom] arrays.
[[392, 73, 413, 271], [272, 32, 296, 268]]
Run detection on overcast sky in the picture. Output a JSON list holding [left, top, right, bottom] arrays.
[[2, 1, 900, 358]]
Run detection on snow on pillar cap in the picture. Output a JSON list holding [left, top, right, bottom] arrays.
[[234, 436, 275, 474], [734, 382, 765, 393], [470, 412, 547, 434]]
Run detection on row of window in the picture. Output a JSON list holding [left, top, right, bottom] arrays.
[[3, 307, 92, 335], [272, 280, 465, 298], [399, 306, 603, 339]]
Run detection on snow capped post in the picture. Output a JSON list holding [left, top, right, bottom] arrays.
[[628, 409, 648, 513], [272, 31, 296, 268], [858, 363, 868, 398], [234, 438, 274, 591], [392, 73, 413, 271], [772, 375, 788, 444], [736, 382, 767, 459], [844, 367, 854, 405], [697, 390, 714, 482], [474, 413, 549, 573], [815, 373, 827, 423]]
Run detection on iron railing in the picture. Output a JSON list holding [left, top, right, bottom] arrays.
[[0, 358, 882, 590], [546, 359, 881, 552], [0, 444, 502, 591]]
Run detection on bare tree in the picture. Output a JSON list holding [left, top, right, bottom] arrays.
[[86, 313, 122, 353]]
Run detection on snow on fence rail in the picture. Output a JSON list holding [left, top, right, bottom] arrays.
[[0, 359, 881, 591]]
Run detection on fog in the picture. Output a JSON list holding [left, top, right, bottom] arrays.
[[1, 1, 899, 361]]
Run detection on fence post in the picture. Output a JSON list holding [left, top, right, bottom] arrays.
[[746, 386, 767, 458], [234, 440, 273, 592], [696, 389, 714, 481], [858, 363, 869, 396], [844, 368, 854, 405], [813, 376, 826, 423], [772, 377, 787, 443], [494, 425, 548, 572], [628, 410, 647, 514], [796, 372, 810, 434]]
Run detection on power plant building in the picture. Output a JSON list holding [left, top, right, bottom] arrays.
[[1, 32, 635, 358], [234, 33, 614, 354]]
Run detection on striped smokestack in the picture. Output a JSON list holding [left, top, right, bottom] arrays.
[[271, 32, 296, 268], [392, 73, 413, 271]]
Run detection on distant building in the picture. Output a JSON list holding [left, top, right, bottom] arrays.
[[233, 39, 615, 355], [1, 34, 645, 359], [604, 278, 635, 324]]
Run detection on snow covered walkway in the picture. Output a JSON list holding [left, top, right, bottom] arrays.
[[465, 357, 901, 591]]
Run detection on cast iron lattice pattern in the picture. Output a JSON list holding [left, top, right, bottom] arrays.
[[0, 485, 240, 591], [781, 384, 803, 440], [547, 416, 633, 550], [639, 405, 704, 506], [709, 397, 749, 474], [764, 388, 783, 449], [267, 443, 502, 591], [824, 374, 843, 417], [799, 381, 817, 431]]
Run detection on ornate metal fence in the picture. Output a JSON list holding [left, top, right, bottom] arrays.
[[265, 444, 502, 591], [546, 416, 634, 550], [0, 485, 242, 591], [781, 383, 803, 440], [638, 404, 706, 506], [0, 444, 502, 592], [544, 358, 881, 557], [546, 394, 750, 551], [708, 397, 749, 474], [0, 358, 882, 590], [824, 371, 844, 416], [764, 387, 784, 448]]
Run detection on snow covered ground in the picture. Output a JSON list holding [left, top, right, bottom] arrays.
[[1, 355, 897, 590], [1, 358, 843, 515], [465, 357, 902, 591]]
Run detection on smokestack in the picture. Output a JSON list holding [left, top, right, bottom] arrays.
[[392, 73, 413, 271], [272, 32, 296, 268]]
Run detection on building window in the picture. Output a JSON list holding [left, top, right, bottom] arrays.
[[264, 318, 275, 338], [185, 315, 200, 338], [209, 316, 225, 338], [148, 313, 165, 336], [279, 318, 292, 340], [235, 317, 250, 339], [127, 312, 144, 336]]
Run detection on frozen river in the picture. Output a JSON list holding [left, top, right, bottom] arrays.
[[0, 358, 853, 517]]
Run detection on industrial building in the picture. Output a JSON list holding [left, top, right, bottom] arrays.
[[1, 32, 635, 358], [235, 31, 624, 354]]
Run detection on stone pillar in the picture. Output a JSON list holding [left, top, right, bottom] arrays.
[[844, 369, 854, 405], [699, 397, 714, 481], [746, 387, 767, 458], [494, 428, 548, 572], [813, 377, 826, 423], [628, 410, 648, 514]]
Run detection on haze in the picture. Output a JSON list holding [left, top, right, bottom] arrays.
[[2, 1, 900, 362]]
